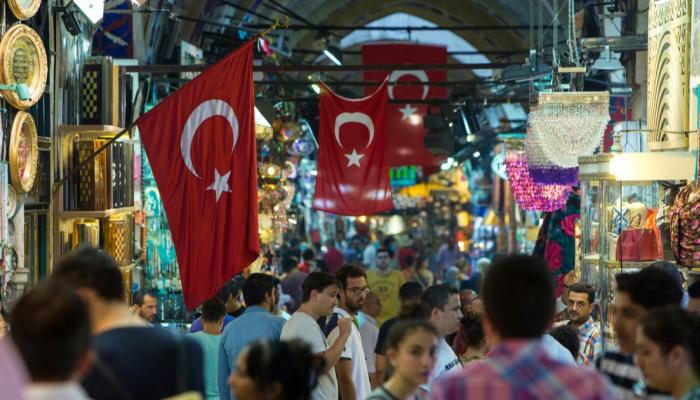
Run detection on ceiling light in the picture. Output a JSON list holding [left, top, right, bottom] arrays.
[[591, 46, 623, 71], [323, 45, 342, 66], [310, 83, 321, 94]]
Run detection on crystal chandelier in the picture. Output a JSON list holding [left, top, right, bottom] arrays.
[[506, 140, 571, 212], [528, 91, 610, 168], [526, 122, 579, 185]]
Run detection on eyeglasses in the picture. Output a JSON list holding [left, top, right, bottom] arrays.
[[346, 286, 370, 296]]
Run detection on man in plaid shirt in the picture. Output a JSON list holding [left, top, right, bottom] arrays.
[[566, 283, 602, 367], [431, 255, 613, 400]]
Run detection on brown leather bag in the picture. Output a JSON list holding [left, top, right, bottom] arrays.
[[616, 228, 658, 261]]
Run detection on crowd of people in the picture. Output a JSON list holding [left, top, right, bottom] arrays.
[[1, 237, 700, 400]]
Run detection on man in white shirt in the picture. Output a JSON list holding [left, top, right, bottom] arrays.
[[10, 282, 93, 400], [421, 284, 463, 391], [358, 291, 382, 388], [327, 265, 372, 400], [281, 272, 352, 400]]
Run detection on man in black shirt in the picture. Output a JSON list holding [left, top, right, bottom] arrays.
[[53, 246, 204, 400]]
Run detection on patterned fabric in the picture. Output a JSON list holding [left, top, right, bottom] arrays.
[[431, 340, 613, 400], [572, 317, 602, 367], [533, 190, 581, 298], [595, 350, 672, 400], [681, 386, 700, 400], [670, 185, 700, 268]]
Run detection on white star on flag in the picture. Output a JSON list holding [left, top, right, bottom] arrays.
[[206, 169, 232, 202], [344, 148, 364, 168], [398, 104, 417, 121]]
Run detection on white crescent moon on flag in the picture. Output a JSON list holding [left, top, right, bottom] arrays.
[[388, 70, 429, 100], [180, 99, 239, 179], [334, 112, 374, 149]]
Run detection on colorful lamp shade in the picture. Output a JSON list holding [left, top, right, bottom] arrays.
[[506, 140, 572, 212]]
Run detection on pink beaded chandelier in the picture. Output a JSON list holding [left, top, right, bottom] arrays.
[[505, 140, 572, 212]]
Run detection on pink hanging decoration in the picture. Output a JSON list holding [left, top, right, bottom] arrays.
[[505, 147, 572, 212]]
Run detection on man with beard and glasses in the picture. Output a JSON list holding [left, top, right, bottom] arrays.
[[565, 283, 601, 367], [327, 264, 372, 400]]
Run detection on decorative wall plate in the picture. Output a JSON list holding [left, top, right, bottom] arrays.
[[9, 111, 38, 193], [0, 24, 47, 110], [7, 0, 41, 20]]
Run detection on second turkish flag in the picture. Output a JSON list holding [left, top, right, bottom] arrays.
[[313, 81, 393, 216], [363, 43, 448, 168]]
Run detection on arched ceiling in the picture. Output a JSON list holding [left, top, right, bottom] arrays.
[[173, 0, 561, 102], [279, 0, 550, 57]]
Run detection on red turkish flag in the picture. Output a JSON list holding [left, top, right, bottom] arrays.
[[313, 81, 393, 216], [137, 41, 259, 309], [362, 43, 448, 168]]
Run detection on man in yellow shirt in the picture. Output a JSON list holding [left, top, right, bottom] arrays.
[[366, 248, 405, 325]]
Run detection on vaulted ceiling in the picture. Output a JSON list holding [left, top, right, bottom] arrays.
[[170, 0, 564, 102]]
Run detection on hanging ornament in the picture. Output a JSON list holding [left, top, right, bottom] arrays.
[[277, 121, 303, 142], [282, 160, 297, 180], [260, 163, 283, 180], [287, 137, 315, 156], [281, 182, 296, 209], [506, 140, 572, 212], [259, 213, 273, 244], [259, 142, 271, 159], [259, 184, 287, 209]]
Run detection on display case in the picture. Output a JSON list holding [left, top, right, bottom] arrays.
[[578, 152, 696, 350]]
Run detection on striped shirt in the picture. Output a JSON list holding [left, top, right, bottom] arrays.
[[430, 339, 613, 400], [595, 350, 672, 400]]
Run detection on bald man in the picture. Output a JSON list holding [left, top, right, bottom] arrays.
[[358, 291, 382, 388]]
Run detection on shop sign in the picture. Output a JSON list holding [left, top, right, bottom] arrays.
[[390, 166, 417, 187]]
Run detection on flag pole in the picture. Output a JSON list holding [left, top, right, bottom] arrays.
[[52, 17, 288, 195]]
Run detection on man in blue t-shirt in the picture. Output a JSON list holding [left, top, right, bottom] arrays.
[[189, 298, 226, 400], [218, 273, 286, 400], [53, 247, 204, 400]]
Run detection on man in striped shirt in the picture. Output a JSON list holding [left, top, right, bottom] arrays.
[[595, 267, 682, 400], [565, 283, 602, 367], [431, 255, 613, 400]]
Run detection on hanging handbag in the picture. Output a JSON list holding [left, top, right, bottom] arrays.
[[670, 184, 700, 268], [616, 228, 659, 261]]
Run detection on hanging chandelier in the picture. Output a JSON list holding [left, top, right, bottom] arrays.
[[525, 121, 578, 186], [506, 140, 572, 212], [526, 121, 580, 185], [528, 91, 610, 165]]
